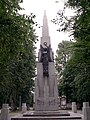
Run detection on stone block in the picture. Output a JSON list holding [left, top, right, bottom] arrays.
[[72, 102, 77, 113], [22, 103, 27, 113], [82, 102, 90, 120], [1, 104, 9, 120]]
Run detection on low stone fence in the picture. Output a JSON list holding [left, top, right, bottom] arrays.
[[0, 103, 27, 120], [0, 102, 90, 120], [71, 102, 90, 120]]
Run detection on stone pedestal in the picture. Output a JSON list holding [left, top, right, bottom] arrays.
[[22, 103, 27, 113], [1, 104, 9, 120], [82, 102, 90, 120], [72, 102, 77, 113], [35, 62, 58, 111]]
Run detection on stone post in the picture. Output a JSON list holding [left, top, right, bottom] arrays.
[[72, 102, 77, 113], [22, 103, 27, 113], [1, 104, 9, 120], [82, 102, 90, 120]]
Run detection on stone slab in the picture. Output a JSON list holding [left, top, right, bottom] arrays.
[[11, 116, 82, 120], [23, 111, 70, 117]]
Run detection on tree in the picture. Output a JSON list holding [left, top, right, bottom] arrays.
[[64, 0, 90, 104], [53, 0, 90, 105], [0, 0, 37, 109], [55, 40, 73, 97], [63, 47, 90, 103]]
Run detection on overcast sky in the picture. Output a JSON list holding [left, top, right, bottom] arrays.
[[20, 0, 74, 55]]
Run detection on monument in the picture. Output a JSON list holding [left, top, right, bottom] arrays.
[[35, 11, 58, 111], [11, 11, 82, 120]]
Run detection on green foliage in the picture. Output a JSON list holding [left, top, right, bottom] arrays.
[[66, 0, 90, 10], [54, 0, 90, 105], [63, 47, 90, 102], [55, 40, 73, 98], [0, 0, 37, 109], [55, 40, 73, 78], [65, 0, 90, 41], [59, 41, 90, 103]]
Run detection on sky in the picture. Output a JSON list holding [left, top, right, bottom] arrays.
[[20, 0, 74, 55]]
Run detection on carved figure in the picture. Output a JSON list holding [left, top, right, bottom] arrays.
[[40, 42, 49, 76], [39, 42, 54, 77]]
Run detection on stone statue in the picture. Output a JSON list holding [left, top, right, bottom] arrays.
[[39, 42, 54, 77]]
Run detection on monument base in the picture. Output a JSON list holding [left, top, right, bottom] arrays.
[[11, 110, 82, 120], [35, 97, 58, 111], [35, 63, 58, 111]]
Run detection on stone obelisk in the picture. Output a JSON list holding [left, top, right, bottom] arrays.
[[35, 11, 58, 111]]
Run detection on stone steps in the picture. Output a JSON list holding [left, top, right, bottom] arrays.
[[11, 116, 82, 120], [23, 111, 70, 117], [11, 110, 82, 120], [11, 111, 82, 120]]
